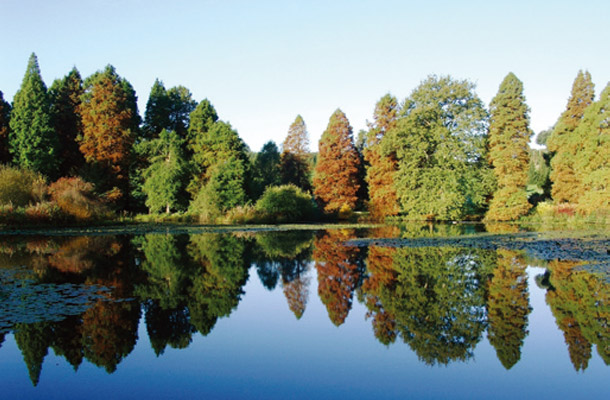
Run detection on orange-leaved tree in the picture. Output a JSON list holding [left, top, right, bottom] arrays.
[[78, 65, 140, 209], [313, 109, 361, 213]]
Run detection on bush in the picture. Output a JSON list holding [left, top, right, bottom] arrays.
[[48, 177, 110, 221], [255, 184, 315, 223], [0, 165, 47, 207]]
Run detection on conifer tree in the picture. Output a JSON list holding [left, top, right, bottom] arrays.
[[142, 79, 171, 140], [49, 67, 84, 177], [364, 94, 400, 219], [384, 76, 490, 220], [79, 65, 140, 207], [313, 109, 361, 213], [547, 71, 595, 204], [9, 53, 59, 177], [573, 83, 609, 214], [0, 91, 10, 164], [142, 129, 189, 213], [485, 73, 533, 221], [251, 141, 281, 199], [187, 99, 218, 152], [167, 86, 197, 139], [280, 115, 311, 191]]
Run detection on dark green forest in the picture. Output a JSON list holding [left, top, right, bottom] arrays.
[[0, 54, 607, 225]]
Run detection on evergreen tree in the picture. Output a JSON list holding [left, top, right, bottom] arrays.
[[364, 94, 400, 219], [313, 109, 361, 213], [8, 53, 59, 178], [49, 67, 84, 177], [142, 129, 189, 213], [79, 65, 140, 208], [0, 90, 10, 164], [167, 85, 197, 139], [485, 73, 533, 221], [547, 70, 595, 204], [280, 115, 311, 191], [573, 83, 609, 215], [251, 141, 281, 199], [384, 76, 491, 220], [187, 99, 218, 153], [142, 79, 171, 140]]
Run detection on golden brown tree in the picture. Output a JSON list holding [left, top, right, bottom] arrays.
[[547, 71, 595, 204], [313, 229, 362, 326], [313, 109, 361, 213], [280, 115, 311, 191], [78, 66, 139, 208], [364, 94, 400, 219], [486, 250, 531, 370]]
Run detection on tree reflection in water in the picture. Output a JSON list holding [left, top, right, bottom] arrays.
[[0, 227, 607, 385]]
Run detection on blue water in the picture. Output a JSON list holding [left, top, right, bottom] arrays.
[[0, 227, 607, 399]]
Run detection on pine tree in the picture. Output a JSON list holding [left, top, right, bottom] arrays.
[[187, 99, 218, 153], [485, 73, 533, 221], [9, 53, 59, 178], [364, 94, 400, 219], [167, 86, 197, 139], [0, 90, 11, 164], [385, 76, 491, 220], [547, 71, 595, 204], [251, 141, 281, 199], [79, 65, 140, 207], [49, 67, 84, 177], [142, 79, 171, 140], [280, 115, 311, 191], [573, 83, 609, 214], [313, 109, 361, 213]]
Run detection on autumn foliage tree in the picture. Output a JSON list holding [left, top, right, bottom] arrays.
[[485, 73, 533, 221], [364, 94, 400, 219], [78, 65, 140, 208], [280, 115, 311, 191], [547, 71, 595, 204], [313, 110, 361, 213]]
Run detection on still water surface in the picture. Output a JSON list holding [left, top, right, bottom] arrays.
[[0, 224, 607, 399]]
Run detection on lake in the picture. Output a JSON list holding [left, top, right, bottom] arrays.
[[0, 223, 607, 399]]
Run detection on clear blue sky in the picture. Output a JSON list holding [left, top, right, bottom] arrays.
[[1, 0, 609, 151]]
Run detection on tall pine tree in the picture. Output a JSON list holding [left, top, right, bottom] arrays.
[[142, 79, 171, 140], [547, 71, 595, 204], [9, 53, 59, 178], [49, 67, 84, 177], [79, 65, 140, 207], [313, 109, 361, 213], [280, 115, 311, 191], [0, 91, 10, 164], [364, 94, 400, 219], [573, 83, 609, 215], [485, 73, 533, 221]]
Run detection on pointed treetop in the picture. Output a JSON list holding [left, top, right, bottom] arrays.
[[283, 115, 309, 156]]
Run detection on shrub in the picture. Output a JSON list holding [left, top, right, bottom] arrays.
[[24, 201, 62, 223], [255, 184, 315, 223], [0, 165, 47, 207], [48, 177, 110, 220]]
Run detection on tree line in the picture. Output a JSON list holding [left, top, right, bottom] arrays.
[[0, 53, 607, 222]]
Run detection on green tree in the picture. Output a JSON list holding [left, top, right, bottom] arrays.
[[280, 115, 311, 191], [78, 65, 140, 208], [547, 71, 595, 204], [485, 73, 533, 221], [0, 90, 11, 163], [527, 148, 551, 205], [141, 129, 189, 213], [14, 322, 52, 386], [573, 83, 609, 215], [187, 99, 218, 154], [49, 67, 85, 177], [486, 250, 531, 369], [142, 79, 171, 140], [251, 141, 281, 199], [313, 109, 361, 213], [384, 76, 491, 220], [9, 53, 59, 178], [364, 94, 400, 218], [167, 86, 197, 139]]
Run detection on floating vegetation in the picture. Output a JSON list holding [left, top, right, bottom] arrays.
[[0, 268, 113, 331]]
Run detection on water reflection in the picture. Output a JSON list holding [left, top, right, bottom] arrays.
[[0, 225, 607, 386]]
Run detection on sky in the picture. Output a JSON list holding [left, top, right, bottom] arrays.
[[1, 0, 609, 152]]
